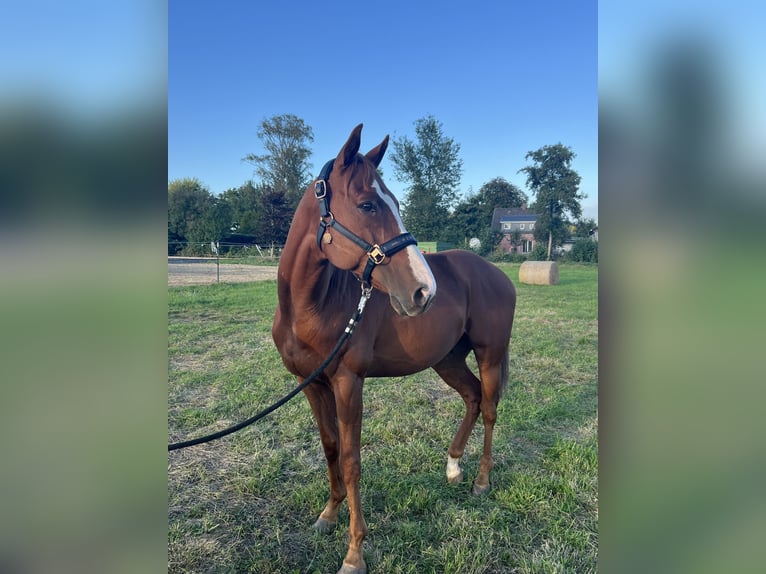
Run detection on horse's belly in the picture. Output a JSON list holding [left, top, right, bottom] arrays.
[[365, 358, 432, 378], [366, 320, 463, 377]]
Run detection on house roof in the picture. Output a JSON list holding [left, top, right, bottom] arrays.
[[491, 207, 538, 230], [501, 215, 538, 222]]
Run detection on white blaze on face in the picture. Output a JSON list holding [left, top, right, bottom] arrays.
[[371, 179, 437, 295]]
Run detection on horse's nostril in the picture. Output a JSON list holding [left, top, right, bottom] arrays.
[[414, 285, 433, 309]]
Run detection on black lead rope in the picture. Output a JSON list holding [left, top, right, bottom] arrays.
[[168, 286, 372, 452]]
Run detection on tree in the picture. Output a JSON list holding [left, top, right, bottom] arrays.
[[168, 178, 230, 254], [243, 114, 314, 208], [448, 194, 482, 246], [257, 186, 293, 246], [188, 197, 230, 245], [477, 177, 528, 217], [168, 177, 213, 241], [220, 180, 263, 237], [519, 144, 583, 260], [573, 217, 598, 239], [389, 115, 463, 241]]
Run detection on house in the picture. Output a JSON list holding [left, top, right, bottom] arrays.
[[491, 206, 538, 255]]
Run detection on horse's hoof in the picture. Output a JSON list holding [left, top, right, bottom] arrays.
[[472, 481, 490, 496], [337, 561, 367, 574], [447, 470, 464, 484], [312, 517, 336, 534]]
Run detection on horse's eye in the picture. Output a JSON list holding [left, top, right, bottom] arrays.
[[359, 202, 377, 214]]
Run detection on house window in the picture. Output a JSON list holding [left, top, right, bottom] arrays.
[[521, 240, 533, 253], [520, 224, 525, 230], [529, 223, 534, 229], [502, 222, 511, 231]]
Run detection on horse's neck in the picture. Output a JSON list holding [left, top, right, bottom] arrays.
[[277, 197, 340, 319], [279, 238, 330, 310]]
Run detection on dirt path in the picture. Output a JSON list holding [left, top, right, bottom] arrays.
[[168, 258, 278, 286]]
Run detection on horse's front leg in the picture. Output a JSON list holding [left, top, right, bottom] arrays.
[[334, 370, 367, 574], [302, 378, 346, 532]]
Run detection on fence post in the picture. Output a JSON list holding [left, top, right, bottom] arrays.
[[211, 241, 220, 282]]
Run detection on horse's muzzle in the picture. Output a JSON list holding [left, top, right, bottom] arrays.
[[390, 282, 435, 317], [413, 284, 435, 313]]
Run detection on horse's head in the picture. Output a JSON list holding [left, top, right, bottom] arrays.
[[318, 124, 436, 316]]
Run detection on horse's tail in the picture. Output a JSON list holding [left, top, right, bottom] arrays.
[[498, 346, 509, 398]]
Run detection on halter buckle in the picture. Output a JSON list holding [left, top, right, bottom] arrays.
[[314, 180, 327, 199], [368, 245, 386, 265]]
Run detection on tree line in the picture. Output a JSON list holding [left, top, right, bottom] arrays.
[[169, 114, 595, 260]]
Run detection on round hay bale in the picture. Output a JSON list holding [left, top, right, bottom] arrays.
[[519, 261, 559, 285]]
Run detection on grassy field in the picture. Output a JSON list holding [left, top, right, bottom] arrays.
[[168, 262, 598, 573]]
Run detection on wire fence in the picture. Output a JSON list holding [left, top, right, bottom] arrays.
[[167, 238, 597, 266], [168, 241, 284, 265], [168, 242, 281, 286]]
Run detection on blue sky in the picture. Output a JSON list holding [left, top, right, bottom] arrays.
[[169, 0, 598, 221], [1, 0, 165, 114], [599, 0, 766, 175]]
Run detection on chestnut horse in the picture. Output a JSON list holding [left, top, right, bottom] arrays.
[[272, 124, 515, 574]]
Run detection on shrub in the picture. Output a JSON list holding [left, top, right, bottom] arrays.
[[180, 243, 212, 257], [566, 239, 598, 263], [488, 251, 526, 264], [529, 243, 549, 261]]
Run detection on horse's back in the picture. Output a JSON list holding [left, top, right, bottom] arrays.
[[426, 249, 516, 303], [426, 250, 516, 345]]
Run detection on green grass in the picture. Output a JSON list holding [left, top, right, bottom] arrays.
[[168, 263, 598, 573]]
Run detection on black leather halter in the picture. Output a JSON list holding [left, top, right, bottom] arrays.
[[314, 159, 418, 287]]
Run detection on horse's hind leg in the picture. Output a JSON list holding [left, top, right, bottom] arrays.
[[433, 344, 482, 486], [471, 347, 508, 495], [302, 378, 346, 532]]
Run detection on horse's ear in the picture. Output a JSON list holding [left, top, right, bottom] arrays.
[[338, 124, 363, 168], [365, 135, 389, 168]]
